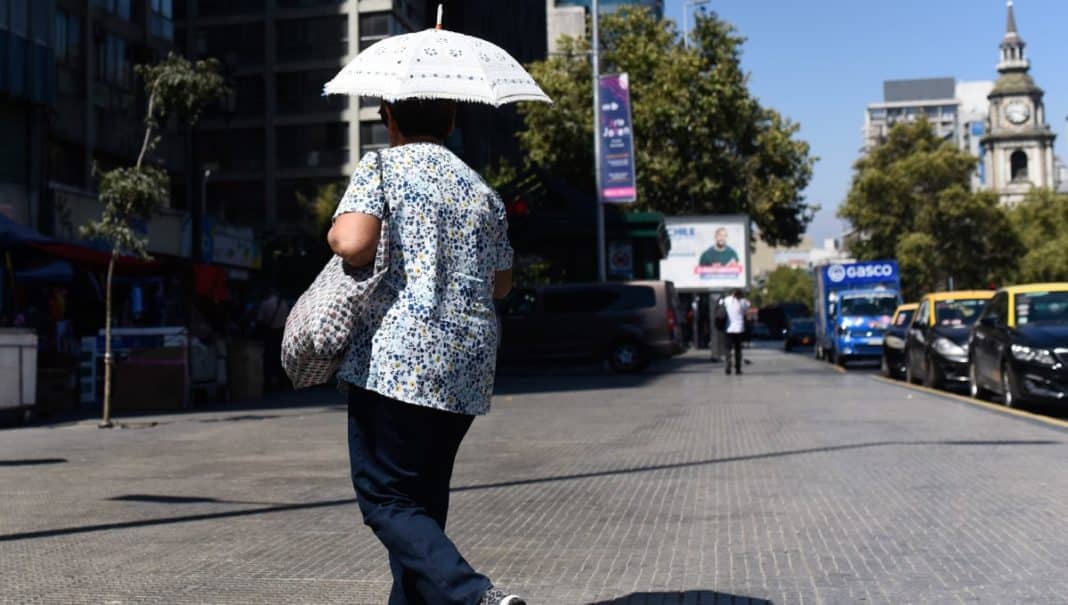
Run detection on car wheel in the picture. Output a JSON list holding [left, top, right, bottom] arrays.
[[815, 346, 823, 361], [923, 354, 943, 390], [784, 341, 792, 352], [1001, 360, 1020, 408], [609, 340, 646, 374], [881, 354, 891, 378], [969, 361, 991, 401], [905, 353, 920, 384]]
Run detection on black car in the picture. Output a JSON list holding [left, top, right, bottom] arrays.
[[497, 281, 685, 373], [969, 286, 1068, 407], [882, 303, 917, 379], [905, 292, 993, 389], [783, 317, 816, 352]]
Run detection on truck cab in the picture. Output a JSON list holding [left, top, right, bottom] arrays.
[[815, 261, 902, 367]]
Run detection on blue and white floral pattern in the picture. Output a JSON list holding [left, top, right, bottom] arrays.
[[332, 143, 512, 416]]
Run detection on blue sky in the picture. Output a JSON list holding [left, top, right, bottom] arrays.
[[662, 0, 1068, 244]]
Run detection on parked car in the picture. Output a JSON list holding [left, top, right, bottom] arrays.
[[905, 291, 994, 389], [497, 281, 685, 373], [758, 302, 811, 340], [968, 283, 1068, 407], [751, 321, 772, 340], [882, 303, 918, 379], [783, 317, 816, 352]]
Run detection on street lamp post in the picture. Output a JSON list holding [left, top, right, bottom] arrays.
[[592, 0, 606, 282], [684, 0, 710, 49]]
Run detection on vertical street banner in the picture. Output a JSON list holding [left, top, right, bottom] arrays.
[[599, 73, 637, 203]]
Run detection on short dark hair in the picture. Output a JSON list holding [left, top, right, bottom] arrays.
[[382, 99, 458, 140], [732, 289, 744, 298]]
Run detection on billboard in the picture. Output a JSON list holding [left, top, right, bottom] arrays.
[[598, 73, 637, 203], [660, 215, 750, 291]]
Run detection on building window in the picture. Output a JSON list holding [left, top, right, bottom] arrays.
[[1010, 150, 1029, 182], [10, 0, 28, 35], [276, 16, 348, 62], [197, 0, 264, 17], [276, 69, 348, 115], [54, 10, 83, 66], [277, 0, 345, 8], [359, 12, 402, 52], [96, 34, 130, 87], [359, 121, 389, 155], [92, 0, 132, 20], [150, 0, 174, 41], [276, 123, 350, 169], [197, 129, 266, 173], [198, 22, 265, 64]]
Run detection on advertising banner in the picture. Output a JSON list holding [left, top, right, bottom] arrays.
[[660, 215, 750, 291], [598, 73, 637, 203], [820, 261, 899, 288]]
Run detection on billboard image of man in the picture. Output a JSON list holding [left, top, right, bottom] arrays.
[[699, 228, 740, 267]]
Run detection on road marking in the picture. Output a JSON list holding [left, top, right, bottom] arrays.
[[871, 375, 1068, 431]]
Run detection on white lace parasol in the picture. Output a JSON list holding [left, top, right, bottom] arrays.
[[323, 12, 551, 107]]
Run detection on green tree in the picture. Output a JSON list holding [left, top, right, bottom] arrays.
[[839, 119, 1022, 298], [81, 53, 228, 428], [753, 266, 814, 307], [518, 7, 816, 246], [1008, 189, 1068, 283]]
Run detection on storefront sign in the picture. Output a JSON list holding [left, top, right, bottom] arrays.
[[599, 73, 637, 203], [608, 241, 634, 279]]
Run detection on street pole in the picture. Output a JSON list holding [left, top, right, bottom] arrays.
[[592, 0, 606, 282], [684, 0, 710, 50]]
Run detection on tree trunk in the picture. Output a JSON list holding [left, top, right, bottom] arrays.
[[99, 252, 117, 428]]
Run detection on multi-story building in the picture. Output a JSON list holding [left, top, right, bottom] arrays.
[[547, 0, 663, 54], [44, 0, 190, 257], [0, 0, 54, 227], [863, 78, 994, 190], [176, 0, 426, 237], [178, 0, 545, 237]]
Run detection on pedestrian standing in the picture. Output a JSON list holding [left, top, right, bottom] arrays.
[[327, 98, 525, 605], [723, 289, 750, 375], [256, 289, 290, 391]]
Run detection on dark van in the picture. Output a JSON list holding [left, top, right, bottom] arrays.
[[497, 281, 685, 372]]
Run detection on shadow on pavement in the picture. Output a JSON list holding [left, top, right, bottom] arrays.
[[588, 591, 772, 605], [0, 458, 67, 467], [0, 439, 1058, 543], [109, 494, 275, 506]]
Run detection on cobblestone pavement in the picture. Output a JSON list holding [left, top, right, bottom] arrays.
[[4, 347, 1068, 604]]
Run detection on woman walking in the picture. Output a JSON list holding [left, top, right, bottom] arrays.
[[328, 97, 523, 605]]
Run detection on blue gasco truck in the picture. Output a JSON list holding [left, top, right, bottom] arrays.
[[814, 261, 902, 366]]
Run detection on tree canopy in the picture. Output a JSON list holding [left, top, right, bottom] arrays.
[[1008, 189, 1068, 283], [515, 7, 816, 246], [753, 266, 814, 308], [838, 119, 1023, 300]]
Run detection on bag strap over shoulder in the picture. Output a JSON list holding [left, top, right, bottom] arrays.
[[375, 150, 389, 219]]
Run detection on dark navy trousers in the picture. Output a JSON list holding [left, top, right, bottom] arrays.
[[347, 387, 491, 605]]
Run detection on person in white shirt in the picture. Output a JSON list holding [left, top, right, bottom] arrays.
[[722, 289, 750, 375]]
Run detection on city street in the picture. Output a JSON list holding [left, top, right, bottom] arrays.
[[5, 347, 1068, 605]]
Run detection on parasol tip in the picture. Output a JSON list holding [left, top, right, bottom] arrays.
[[436, 4, 444, 30]]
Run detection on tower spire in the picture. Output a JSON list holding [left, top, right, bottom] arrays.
[[998, 0, 1028, 73]]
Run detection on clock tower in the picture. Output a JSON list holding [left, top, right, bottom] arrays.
[[981, 1, 1057, 204]]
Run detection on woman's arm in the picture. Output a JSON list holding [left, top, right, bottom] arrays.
[[328, 212, 381, 268], [493, 269, 513, 300]]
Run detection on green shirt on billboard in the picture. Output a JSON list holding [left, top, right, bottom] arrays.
[[699, 245, 739, 267]]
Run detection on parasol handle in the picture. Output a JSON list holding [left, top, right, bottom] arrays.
[[436, 4, 443, 30]]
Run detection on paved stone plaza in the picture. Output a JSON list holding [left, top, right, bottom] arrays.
[[4, 348, 1068, 604]]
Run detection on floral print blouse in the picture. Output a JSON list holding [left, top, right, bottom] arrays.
[[332, 143, 513, 416]]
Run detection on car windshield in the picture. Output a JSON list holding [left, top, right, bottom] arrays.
[[893, 310, 915, 326], [840, 295, 897, 317], [934, 299, 987, 326], [1016, 291, 1068, 325]]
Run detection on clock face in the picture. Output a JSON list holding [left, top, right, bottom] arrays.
[[1005, 102, 1031, 125]]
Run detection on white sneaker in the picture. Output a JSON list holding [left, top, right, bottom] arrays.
[[480, 587, 527, 605]]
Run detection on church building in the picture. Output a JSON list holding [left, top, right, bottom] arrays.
[[980, 1, 1058, 204]]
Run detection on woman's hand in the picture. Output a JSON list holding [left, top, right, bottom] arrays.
[[328, 213, 382, 268]]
